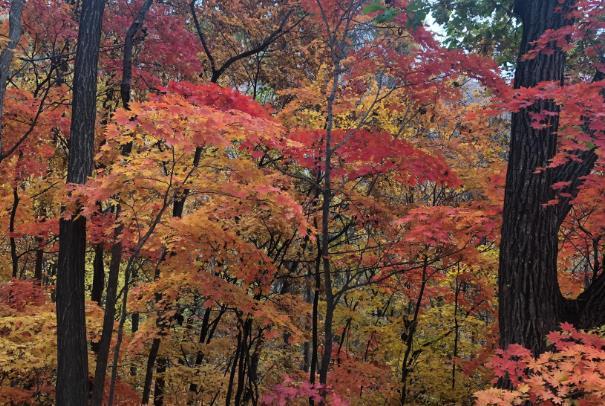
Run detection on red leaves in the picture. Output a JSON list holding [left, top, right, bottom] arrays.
[[261, 375, 348, 406], [283, 128, 460, 186], [478, 324, 605, 405], [0, 280, 46, 313]]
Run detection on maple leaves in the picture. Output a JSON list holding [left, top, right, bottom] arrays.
[[2, 0, 605, 405], [261, 375, 348, 406], [476, 324, 605, 405]]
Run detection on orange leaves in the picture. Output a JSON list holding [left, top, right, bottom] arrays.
[[0, 279, 46, 313], [477, 324, 605, 405], [106, 81, 281, 153], [395, 206, 496, 250]]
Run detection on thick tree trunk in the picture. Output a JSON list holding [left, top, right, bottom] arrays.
[[56, 0, 106, 404], [499, 0, 605, 354], [499, 0, 571, 355], [498, 0, 604, 355]]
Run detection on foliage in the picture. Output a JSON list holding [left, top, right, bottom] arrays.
[[0, 0, 603, 405], [475, 324, 605, 405]]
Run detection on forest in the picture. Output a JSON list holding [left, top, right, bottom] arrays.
[[0, 0, 604, 404]]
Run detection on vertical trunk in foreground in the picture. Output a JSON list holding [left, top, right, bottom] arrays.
[[499, 0, 570, 355], [56, 0, 106, 404]]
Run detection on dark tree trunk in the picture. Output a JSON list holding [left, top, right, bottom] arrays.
[[56, 0, 106, 404], [234, 318, 252, 406], [225, 331, 242, 406], [153, 355, 167, 406], [91, 237, 122, 406], [120, 0, 153, 109], [499, 0, 603, 356], [91, 243, 105, 305], [143, 337, 161, 404], [9, 185, 19, 278], [34, 237, 44, 282]]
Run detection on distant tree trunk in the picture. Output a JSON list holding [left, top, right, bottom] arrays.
[[91, 232, 122, 406], [120, 0, 153, 109], [318, 50, 341, 389], [499, 0, 605, 357], [91, 243, 105, 305], [34, 237, 44, 282], [9, 185, 19, 278], [0, 0, 25, 155], [400, 258, 428, 405], [55, 0, 106, 404]]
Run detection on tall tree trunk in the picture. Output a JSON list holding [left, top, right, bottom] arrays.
[[499, 0, 572, 355], [0, 0, 25, 155], [225, 330, 242, 406], [55, 0, 106, 404], [9, 185, 19, 278], [91, 233, 122, 406], [400, 258, 428, 405], [500, 0, 605, 358], [120, 0, 153, 109], [318, 52, 341, 388]]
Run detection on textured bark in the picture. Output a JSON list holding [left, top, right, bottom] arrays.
[[499, 0, 603, 356], [56, 217, 90, 404], [56, 0, 106, 404], [0, 0, 25, 154]]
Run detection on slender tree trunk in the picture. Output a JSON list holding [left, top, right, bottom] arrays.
[[225, 331, 242, 406], [400, 258, 428, 405], [318, 54, 341, 388], [142, 338, 161, 404], [9, 185, 19, 278], [234, 318, 251, 406], [451, 275, 461, 390], [34, 237, 44, 282], [56, 0, 106, 403], [120, 0, 153, 109], [309, 236, 321, 390], [91, 230, 123, 406], [0, 0, 25, 155], [91, 243, 105, 305]]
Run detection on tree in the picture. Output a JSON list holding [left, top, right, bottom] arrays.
[[499, 0, 605, 357], [55, 0, 106, 404]]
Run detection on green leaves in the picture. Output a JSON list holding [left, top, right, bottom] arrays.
[[362, 0, 399, 24]]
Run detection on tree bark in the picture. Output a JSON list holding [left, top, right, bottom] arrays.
[[499, 0, 603, 356], [55, 0, 106, 404]]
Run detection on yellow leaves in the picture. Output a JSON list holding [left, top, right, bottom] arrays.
[[474, 388, 524, 406]]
